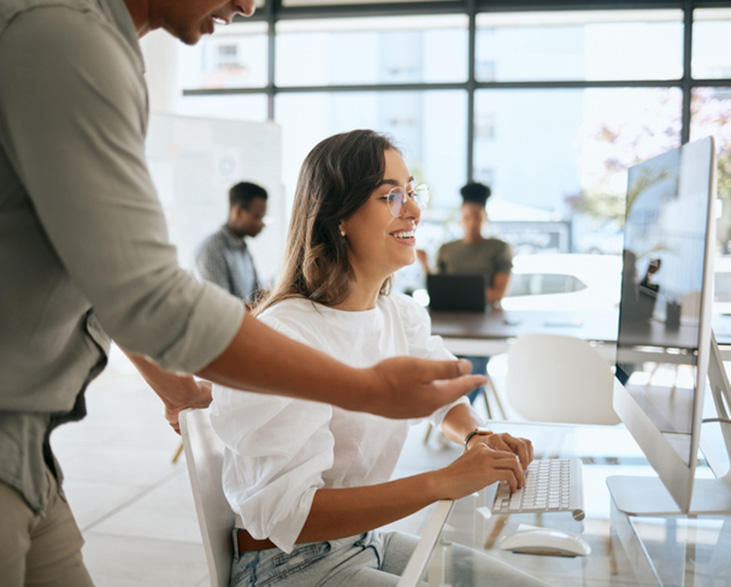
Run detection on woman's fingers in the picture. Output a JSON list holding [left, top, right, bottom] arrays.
[[483, 433, 534, 470], [453, 445, 525, 493]]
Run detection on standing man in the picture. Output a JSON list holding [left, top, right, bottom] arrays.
[[195, 181, 267, 304], [0, 0, 484, 584]]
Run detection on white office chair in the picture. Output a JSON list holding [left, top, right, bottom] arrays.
[[504, 333, 620, 425], [179, 408, 234, 587]]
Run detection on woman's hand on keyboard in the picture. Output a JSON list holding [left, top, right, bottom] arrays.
[[467, 432, 533, 470], [434, 444, 525, 500]]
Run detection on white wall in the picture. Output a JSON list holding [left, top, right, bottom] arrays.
[[140, 30, 181, 113]]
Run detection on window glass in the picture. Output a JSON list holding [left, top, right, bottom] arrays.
[[282, 0, 456, 5], [275, 90, 466, 214], [177, 94, 269, 122], [476, 10, 683, 82], [715, 269, 731, 303], [690, 87, 731, 274], [178, 22, 269, 89], [275, 15, 468, 86], [474, 87, 682, 254], [693, 9, 731, 79], [690, 87, 731, 199]]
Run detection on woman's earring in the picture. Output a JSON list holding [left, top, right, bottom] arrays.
[[339, 229, 346, 239]]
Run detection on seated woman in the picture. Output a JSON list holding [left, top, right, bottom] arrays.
[[211, 129, 542, 587]]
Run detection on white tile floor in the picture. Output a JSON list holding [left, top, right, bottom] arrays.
[[51, 347, 468, 587]]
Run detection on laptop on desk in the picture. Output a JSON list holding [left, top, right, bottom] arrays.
[[426, 273, 486, 312]]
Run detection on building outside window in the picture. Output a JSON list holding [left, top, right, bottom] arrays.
[[172, 1, 731, 289]]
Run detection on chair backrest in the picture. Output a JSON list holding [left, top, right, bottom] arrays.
[[179, 408, 233, 587], [505, 333, 620, 425]]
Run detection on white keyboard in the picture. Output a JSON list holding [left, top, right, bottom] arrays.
[[491, 458, 585, 521]]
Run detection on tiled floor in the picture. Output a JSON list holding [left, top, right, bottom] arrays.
[[51, 346, 471, 587]]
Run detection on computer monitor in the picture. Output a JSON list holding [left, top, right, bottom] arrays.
[[609, 135, 731, 516]]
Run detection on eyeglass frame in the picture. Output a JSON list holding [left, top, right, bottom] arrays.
[[382, 183, 430, 218]]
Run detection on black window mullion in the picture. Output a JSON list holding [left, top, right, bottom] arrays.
[[210, 0, 731, 169], [466, 0, 477, 183], [681, 0, 694, 144]]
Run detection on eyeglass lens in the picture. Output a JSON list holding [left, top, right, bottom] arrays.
[[387, 185, 429, 217]]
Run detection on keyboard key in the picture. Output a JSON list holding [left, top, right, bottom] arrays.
[[491, 458, 584, 519]]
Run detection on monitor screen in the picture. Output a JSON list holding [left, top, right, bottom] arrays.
[[614, 136, 716, 513]]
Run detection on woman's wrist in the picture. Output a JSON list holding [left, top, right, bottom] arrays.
[[424, 469, 451, 501], [464, 427, 492, 451]]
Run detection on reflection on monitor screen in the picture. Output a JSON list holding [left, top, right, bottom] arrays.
[[616, 141, 711, 466], [610, 136, 731, 516]]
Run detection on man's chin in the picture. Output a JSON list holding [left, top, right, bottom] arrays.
[[166, 24, 205, 46], [180, 32, 203, 46]]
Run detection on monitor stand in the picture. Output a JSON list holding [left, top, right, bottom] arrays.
[[608, 334, 731, 516]]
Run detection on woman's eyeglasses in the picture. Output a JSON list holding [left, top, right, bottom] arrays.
[[384, 184, 430, 218]]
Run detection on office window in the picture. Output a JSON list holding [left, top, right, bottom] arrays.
[[282, 0, 455, 5], [216, 44, 239, 68], [692, 9, 731, 79], [474, 87, 681, 253], [173, 1, 731, 258], [275, 90, 466, 212], [690, 87, 731, 251], [690, 86, 731, 199], [476, 10, 683, 82], [177, 94, 269, 122], [275, 15, 468, 87], [178, 22, 268, 89]]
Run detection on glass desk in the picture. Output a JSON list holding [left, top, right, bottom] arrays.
[[396, 422, 731, 586]]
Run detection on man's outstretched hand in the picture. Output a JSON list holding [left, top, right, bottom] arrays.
[[357, 357, 485, 419]]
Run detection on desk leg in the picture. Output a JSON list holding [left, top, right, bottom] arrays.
[[609, 500, 662, 585]]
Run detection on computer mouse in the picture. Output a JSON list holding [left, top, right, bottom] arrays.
[[498, 528, 591, 557]]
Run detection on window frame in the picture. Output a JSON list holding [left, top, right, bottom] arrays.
[[181, 0, 731, 184]]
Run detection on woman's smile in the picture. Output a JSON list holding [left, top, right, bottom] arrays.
[[389, 227, 417, 246]]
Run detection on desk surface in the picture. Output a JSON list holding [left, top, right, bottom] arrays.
[[397, 422, 731, 587], [429, 308, 620, 342], [429, 308, 731, 362], [429, 308, 731, 344]]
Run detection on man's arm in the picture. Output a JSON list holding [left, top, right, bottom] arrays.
[[123, 350, 212, 433], [198, 311, 485, 418], [125, 310, 486, 425]]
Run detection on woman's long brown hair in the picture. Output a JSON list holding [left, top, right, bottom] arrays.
[[255, 129, 398, 315]]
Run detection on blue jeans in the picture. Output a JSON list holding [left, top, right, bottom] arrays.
[[462, 355, 489, 404], [230, 530, 546, 587]]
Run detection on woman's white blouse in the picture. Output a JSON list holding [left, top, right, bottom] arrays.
[[210, 293, 468, 552]]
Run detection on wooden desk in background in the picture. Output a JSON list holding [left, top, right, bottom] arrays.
[[428, 308, 620, 360], [429, 308, 731, 361]]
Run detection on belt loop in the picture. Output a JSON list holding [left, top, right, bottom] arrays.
[[232, 528, 241, 557]]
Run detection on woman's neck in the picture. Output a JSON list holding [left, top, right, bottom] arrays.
[[333, 274, 384, 311], [463, 233, 484, 244]]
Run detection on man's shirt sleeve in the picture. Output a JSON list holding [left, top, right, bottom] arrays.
[[0, 7, 243, 373]]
